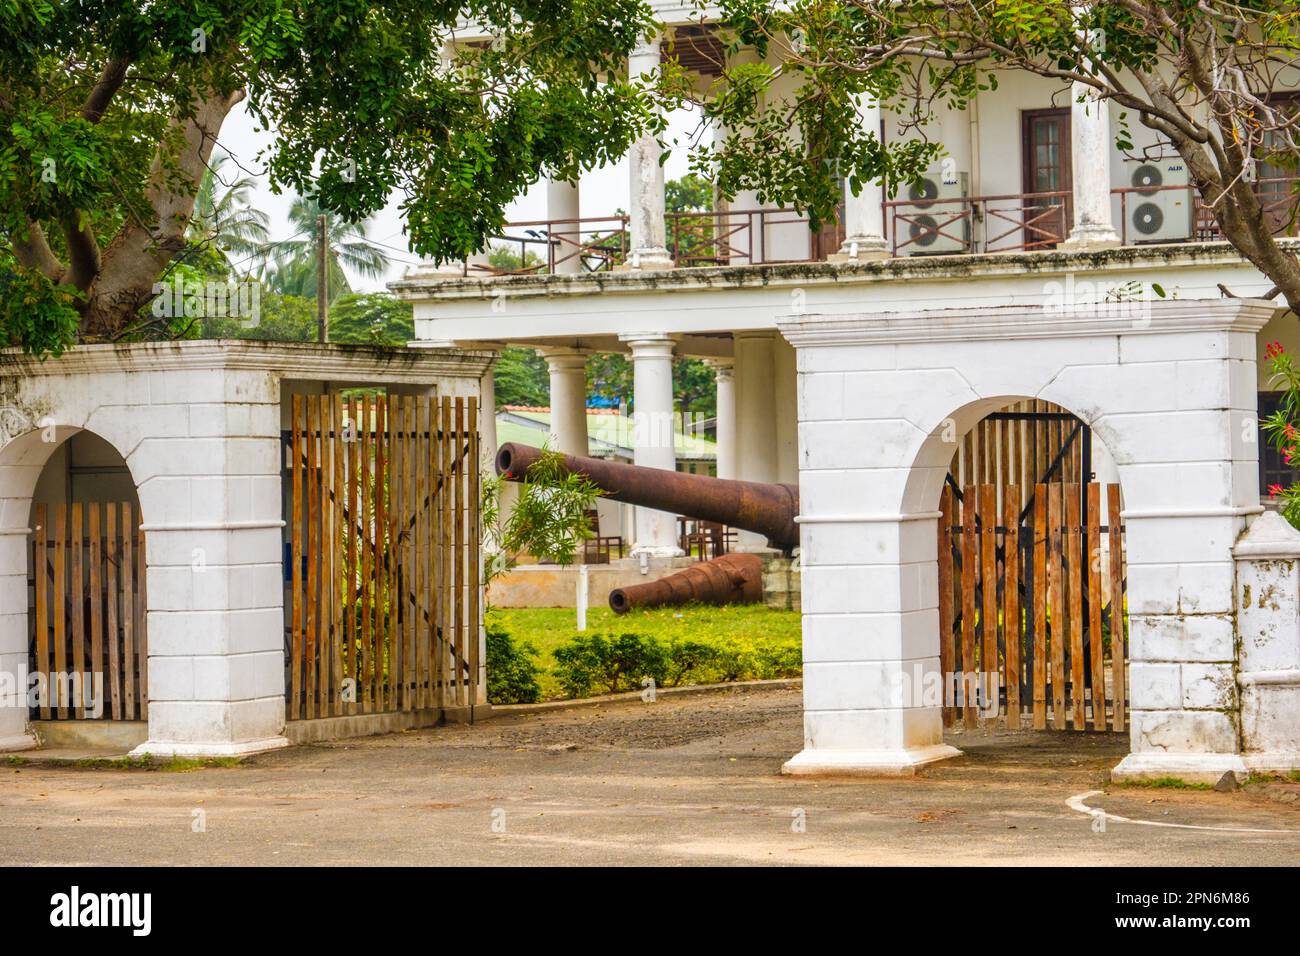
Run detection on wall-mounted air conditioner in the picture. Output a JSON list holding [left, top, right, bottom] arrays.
[[896, 169, 971, 254], [1124, 158, 1192, 242]]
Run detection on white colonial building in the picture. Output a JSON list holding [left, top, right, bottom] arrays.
[[394, 13, 1300, 780]]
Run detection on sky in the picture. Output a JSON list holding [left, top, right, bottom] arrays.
[[216, 101, 706, 292]]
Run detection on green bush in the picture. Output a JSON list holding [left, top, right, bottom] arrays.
[[551, 633, 669, 697], [549, 631, 803, 698], [485, 620, 542, 705]]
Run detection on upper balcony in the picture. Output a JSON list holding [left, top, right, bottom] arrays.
[[456, 176, 1299, 278]]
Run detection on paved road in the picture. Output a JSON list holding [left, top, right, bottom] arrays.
[[3, 685, 1298, 866]]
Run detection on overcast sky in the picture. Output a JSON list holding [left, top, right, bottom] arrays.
[[216, 101, 706, 293]]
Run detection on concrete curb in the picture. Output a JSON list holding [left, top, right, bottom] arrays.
[[493, 677, 801, 717]]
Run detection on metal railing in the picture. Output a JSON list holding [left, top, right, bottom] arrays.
[[471, 215, 628, 276], [471, 178, 1297, 277], [665, 206, 818, 266], [1113, 176, 1299, 245], [883, 190, 1071, 256]]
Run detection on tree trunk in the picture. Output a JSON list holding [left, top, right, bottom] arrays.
[[79, 88, 245, 341]]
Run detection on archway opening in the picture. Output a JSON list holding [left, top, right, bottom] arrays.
[[26, 430, 146, 732], [925, 398, 1129, 737]]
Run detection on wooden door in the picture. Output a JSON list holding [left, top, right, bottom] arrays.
[[1022, 108, 1072, 247]]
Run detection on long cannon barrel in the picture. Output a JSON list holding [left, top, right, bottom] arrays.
[[495, 442, 799, 551], [609, 553, 764, 614]]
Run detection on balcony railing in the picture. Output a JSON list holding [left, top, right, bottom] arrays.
[[665, 206, 823, 266], [1114, 177, 1299, 245], [470, 215, 628, 276], [468, 179, 1297, 276], [883, 190, 1071, 256]]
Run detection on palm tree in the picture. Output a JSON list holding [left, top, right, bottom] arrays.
[[186, 153, 271, 276], [265, 195, 389, 302]]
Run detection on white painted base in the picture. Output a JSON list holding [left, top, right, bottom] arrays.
[[1111, 751, 1249, 785], [782, 743, 962, 777], [827, 239, 890, 263], [615, 253, 675, 272], [0, 732, 39, 753], [629, 545, 685, 559], [129, 736, 290, 758], [1059, 229, 1122, 252], [1242, 753, 1300, 774]]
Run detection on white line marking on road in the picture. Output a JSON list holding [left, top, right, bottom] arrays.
[[1067, 789, 1300, 834]]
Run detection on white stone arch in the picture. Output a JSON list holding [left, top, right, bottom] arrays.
[[779, 299, 1277, 779], [0, 422, 145, 749]]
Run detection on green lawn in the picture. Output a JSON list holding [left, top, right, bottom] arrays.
[[488, 604, 803, 700]]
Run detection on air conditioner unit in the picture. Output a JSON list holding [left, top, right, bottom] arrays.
[[1124, 158, 1192, 242], [896, 169, 971, 254]]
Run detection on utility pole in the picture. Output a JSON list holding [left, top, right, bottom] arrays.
[[316, 213, 328, 343]]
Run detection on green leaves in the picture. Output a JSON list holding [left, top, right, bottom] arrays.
[[0, 263, 81, 355]]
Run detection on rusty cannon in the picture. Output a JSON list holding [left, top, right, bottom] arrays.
[[608, 553, 763, 614], [494, 442, 800, 552]]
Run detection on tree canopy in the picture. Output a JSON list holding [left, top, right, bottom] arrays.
[[0, 0, 660, 353]]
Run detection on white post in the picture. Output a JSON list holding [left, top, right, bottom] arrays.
[[831, 96, 889, 262], [576, 564, 589, 631], [547, 177, 582, 275], [619, 332, 683, 556], [539, 348, 589, 457], [1061, 80, 1121, 251], [709, 359, 736, 479], [623, 32, 674, 271]]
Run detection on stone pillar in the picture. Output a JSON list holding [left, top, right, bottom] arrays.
[[1061, 81, 1121, 251], [709, 360, 736, 480], [784, 513, 960, 775], [0, 527, 35, 750], [479, 363, 498, 470], [1234, 511, 1300, 773], [547, 177, 582, 275], [623, 33, 674, 271], [539, 348, 589, 457], [619, 332, 683, 556], [733, 331, 779, 551], [830, 96, 889, 262]]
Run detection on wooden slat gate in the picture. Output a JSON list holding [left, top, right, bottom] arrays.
[[29, 501, 148, 720], [284, 394, 481, 720], [937, 481, 1128, 732]]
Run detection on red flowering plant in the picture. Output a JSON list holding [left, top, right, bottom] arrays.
[[1261, 341, 1300, 527]]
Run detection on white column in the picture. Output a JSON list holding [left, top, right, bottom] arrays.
[[619, 332, 683, 556], [547, 177, 582, 275], [774, 335, 799, 484], [539, 348, 589, 457], [623, 33, 674, 271], [1061, 80, 1121, 250], [709, 360, 736, 479], [733, 331, 779, 551], [832, 96, 889, 262]]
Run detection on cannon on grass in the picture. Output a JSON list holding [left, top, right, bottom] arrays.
[[607, 552, 763, 614]]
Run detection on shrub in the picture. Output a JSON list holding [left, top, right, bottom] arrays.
[[551, 633, 669, 698], [485, 619, 542, 705], [663, 640, 719, 687]]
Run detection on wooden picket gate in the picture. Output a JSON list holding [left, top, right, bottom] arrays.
[[29, 501, 148, 720], [937, 481, 1128, 732], [285, 394, 481, 721]]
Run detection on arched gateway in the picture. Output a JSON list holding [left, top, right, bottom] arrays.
[[778, 298, 1293, 782]]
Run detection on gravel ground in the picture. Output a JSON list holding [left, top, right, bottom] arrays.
[[3, 684, 1299, 866]]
